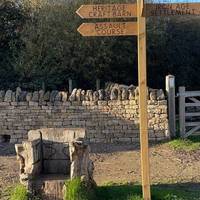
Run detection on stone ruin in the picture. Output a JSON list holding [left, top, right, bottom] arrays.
[[15, 128, 95, 200]]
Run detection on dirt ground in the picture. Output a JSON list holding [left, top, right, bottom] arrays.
[[90, 143, 200, 186], [0, 144, 19, 191], [0, 142, 200, 197]]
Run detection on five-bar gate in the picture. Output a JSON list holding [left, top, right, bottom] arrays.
[[179, 86, 200, 138]]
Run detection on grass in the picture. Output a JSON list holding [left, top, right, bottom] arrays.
[[95, 183, 200, 200], [64, 178, 96, 200], [4, 181, 200, 200], [1, 184, 41, 200], [168, 136, 200, 152], [95, 183, 142, 200], [63, 179, 200, 200], [9, 184, 28, 200]]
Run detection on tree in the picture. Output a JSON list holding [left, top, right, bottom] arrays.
[[0, 0, 27, 89], [1, 0, 200, 90]]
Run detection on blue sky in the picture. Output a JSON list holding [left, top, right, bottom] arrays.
[[150, 0, 200, 3]]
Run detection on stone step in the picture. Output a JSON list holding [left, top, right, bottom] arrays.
[[33, 174, 69, 200]]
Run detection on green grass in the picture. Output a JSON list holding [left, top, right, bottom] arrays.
[[95, 183, 142, 200], [9, 184, 28, 200], [168, 136, 200, 151], [64, 178, 96, 200], [95, 183, 200, 200], [1, 184, 41, 200], [4, 182, 199, 200]]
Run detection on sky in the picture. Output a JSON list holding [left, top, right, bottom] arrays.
[[149, 0, 200, 3]]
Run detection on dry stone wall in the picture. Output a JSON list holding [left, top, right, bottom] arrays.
[[0, 83, 169, 143]]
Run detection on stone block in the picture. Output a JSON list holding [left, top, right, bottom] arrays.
[[71, 101, 82, 106], [63, 101, 71, 106], [158, 100, 167, 105], [98, 101, 108, 106], [4, 90, 12, 102], [0, 102, 10, 106], [29, 101, 39, 106]]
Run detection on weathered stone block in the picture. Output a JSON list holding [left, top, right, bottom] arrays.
[[0, 90, 5, 102], [4, 90, 12, 102]]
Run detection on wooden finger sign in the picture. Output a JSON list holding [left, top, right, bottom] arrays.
[[77, 22, 137, 37], [76, 4, 137, 19], [145, 3, 200, 16]]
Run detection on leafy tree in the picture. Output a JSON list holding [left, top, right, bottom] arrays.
[[1, 0, 200, 90], [0, 0, 27, 89], [14, 0, 138, 90]]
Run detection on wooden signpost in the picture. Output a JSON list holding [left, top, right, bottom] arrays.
[[145, 3, 200, 16], [76, 2, 151, 200], [76, 4, 137, 18], [76, 2, 200, 19], [137, 0, 151, 199], [77, 22, 137, 37], [76, 1, 200, 200]]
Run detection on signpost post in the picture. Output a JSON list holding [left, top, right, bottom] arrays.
[[137, 0, 151, 199], [76, 1, 200, 200], [76, 2, 151, 200]]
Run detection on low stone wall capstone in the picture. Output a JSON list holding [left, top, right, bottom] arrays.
[[0, 83, 169, 143]]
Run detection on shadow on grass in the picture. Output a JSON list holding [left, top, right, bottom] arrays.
[[95, 182, 200, 200], [188, 136, 200, 143]]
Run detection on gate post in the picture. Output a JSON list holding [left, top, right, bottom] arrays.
[[166, 75, 176, 138], [179, 87, 186, 137], [96, 79, 100, 91], [68, 78, 73, 93]]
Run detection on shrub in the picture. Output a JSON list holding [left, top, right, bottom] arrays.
[[10, 184, 28, 200]]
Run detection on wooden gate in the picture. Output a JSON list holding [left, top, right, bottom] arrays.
[[179, 87, 200, 138]]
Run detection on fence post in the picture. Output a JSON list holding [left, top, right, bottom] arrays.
[[42, 81, 45, 91], [166, 75, 176, 138], [68, 78, 73, 93], [179, 86, 186, 138], [96, 79, 100, 91]]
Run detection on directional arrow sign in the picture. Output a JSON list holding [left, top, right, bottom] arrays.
[[76, 4, 137, 19], [145, 3, 200, 16], [77, 22, 137, 37], [76, 3, 200, 18]]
